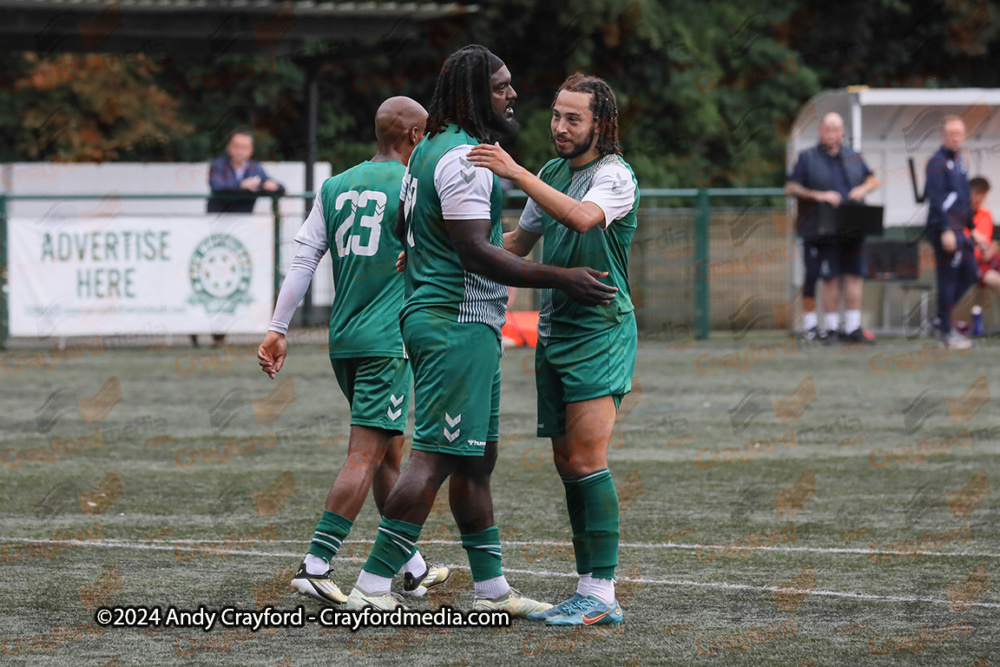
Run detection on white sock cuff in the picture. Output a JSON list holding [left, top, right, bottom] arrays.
[[474, 574, 510, 600], [356, 570, 393, 596], [400, 550, 426, 577], [588, 576, 616, 604], [845, 309, 861, 333], [304, 553, 328, 576]]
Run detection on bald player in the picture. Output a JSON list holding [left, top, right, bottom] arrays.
[[258, 96, 451, 604]]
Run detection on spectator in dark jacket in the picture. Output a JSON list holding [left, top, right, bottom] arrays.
[[196, 128, 285, 346], [786, 112, 879, 344], [925, 116, 978, 349], [207, 127, 284, 214]]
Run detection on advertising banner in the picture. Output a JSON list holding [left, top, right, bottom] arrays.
[[8, 215, 274, 337]]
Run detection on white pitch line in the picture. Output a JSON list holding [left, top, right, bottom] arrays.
[[490, 566, 1000, 610], [0, 537, 997, 610], [492, 539, 1000, 560], [10, 535, 996, 560]]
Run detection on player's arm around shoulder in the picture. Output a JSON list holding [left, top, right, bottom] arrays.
[[434, 146, 516, 273], [504, 226, 541, 257], [435, 148, 614, 304], [467, 144, 605, 234]]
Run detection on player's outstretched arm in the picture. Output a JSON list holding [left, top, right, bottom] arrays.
[[504, 227, 541, 257], [467, 143, 605, 233], [446, 217, 616, 306]]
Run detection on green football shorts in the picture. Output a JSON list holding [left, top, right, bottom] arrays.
[[535, 313, 637, 438], [330, 356, 411, 433], [401, 310, 501, 456]]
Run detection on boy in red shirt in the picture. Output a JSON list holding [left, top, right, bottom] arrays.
[[967, 177, 1000, 292]]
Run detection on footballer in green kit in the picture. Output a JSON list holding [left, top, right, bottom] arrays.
[[468, 73, 638, 626], [345, 45, 618, 616], [257, 97, 450, 605]]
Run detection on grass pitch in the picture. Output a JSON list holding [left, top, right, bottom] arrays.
[[1, 332, 998, 665]]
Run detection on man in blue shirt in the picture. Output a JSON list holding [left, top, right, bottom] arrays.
[[924, 116, 978, 349], [207, 127, 285, 214], [786, 112, 880, 343]]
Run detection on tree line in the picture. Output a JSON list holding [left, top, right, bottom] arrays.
[[0, 0, 996, 189]]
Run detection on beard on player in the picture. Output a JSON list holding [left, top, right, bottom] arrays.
[[488, 101, 520, 139], [552, 125, 596, 160]]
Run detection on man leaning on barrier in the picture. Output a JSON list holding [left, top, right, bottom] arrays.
[[197, 127, 286, 347]]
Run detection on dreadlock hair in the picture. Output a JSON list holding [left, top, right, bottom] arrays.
[[426, 45, 503, 143], [554, 73, 621, 157]]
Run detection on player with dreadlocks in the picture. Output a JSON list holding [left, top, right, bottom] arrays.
[[468, 73, 638, 626], [346, 47, 616, 614]]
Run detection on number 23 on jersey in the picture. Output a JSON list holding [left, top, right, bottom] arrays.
[[334, 189, 387, 257]]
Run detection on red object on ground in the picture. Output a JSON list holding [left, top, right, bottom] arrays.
[[501, 311, 540, 348]]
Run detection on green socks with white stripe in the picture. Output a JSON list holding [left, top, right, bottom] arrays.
[[462, 525, 510, 599], [305, 511, 353, 574], [357, 517, 422, 595]]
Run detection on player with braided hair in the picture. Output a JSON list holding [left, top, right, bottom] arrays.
[[468, 73, 638, 626], [421, 46, 520, 145], [345, 47, 616, 616]]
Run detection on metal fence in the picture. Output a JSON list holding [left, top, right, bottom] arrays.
[[504, 187, 791, 340], [1, 188, 807, 347]]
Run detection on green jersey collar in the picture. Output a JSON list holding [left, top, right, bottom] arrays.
[[569, 155, 606, 172]]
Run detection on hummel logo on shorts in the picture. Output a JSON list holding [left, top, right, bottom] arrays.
[[444, 412, 461, 442], [386, 394, 403, 420]]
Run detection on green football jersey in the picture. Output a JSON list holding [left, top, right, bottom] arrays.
[[318, 160, 406, 358], [399, 124, 508, 339], [528, 154, 639, 342]]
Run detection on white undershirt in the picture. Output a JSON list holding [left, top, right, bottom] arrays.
[[268, 193, 327, 334]]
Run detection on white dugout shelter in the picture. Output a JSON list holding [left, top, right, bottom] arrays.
[[785, 88, 1000, 332]]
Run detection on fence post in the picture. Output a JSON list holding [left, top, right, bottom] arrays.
[[695, 188, 710, 340], [272, 196, 281, 308], [0, 194, 7, 349]]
